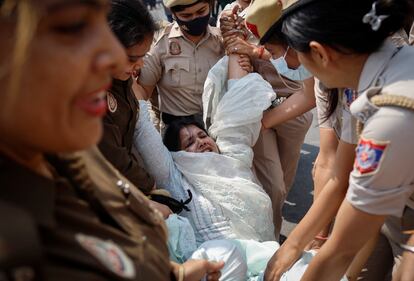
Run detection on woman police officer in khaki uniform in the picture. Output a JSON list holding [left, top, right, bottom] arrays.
[[137, 0, 224, 126], [0, 0, 224, 280], [246, 0, 414, 280]]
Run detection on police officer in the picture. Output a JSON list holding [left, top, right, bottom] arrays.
[[98, 0, 155, 194], [137, 0, 224, 127], [0, 0, 223, 280], [221, 1, 315, 237], [245, 1, 414, 281]]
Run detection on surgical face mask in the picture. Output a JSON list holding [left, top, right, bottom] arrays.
[[175, 13, 210, 36], [270, 47, 313, 81]]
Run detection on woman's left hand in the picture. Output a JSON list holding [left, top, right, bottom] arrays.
[[226, 36, 257, 58]]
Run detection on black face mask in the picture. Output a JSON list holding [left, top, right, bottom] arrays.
[[175, 13, 210, 36]]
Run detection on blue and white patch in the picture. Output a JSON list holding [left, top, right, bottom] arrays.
[[344, 88, 358, 107], [76, 233, 135, 279], [354, 137, 389, 176]]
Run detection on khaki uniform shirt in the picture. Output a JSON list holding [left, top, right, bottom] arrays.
[[139, 22, 224, 116], [0, 147, 170, 281], [346, 40, 414, 218], [315, 81, 359, 145], [98, 78, 154, 194]]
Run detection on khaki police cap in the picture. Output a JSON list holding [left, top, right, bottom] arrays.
[[245, 0, 318, 44], [163, 0, 199, 8]]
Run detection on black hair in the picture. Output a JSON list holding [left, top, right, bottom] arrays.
[[163, 117, 208, 151], [324, 89, 339, 123], [266, 23, 288, 46], [108, 0, 156, 48], [282, 0, 414, 54], [170, 0, 212, 13]]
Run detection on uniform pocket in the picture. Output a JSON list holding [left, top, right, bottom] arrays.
[[164, 57, 190, 87]]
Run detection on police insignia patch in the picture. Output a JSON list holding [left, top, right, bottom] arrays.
[[354, 137, 389, 176], [169, 41, 181, 55], [107, 92, 117, 113], [344, 88, 358, 107], [75, 233, 135, 278]]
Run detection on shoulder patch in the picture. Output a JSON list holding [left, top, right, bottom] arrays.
[[75, 233, 135, 279], [354, 137, 389, 176], [107, 92, 117, 113]]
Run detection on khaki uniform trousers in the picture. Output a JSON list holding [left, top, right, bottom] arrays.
[[253, 111, 313, 239]]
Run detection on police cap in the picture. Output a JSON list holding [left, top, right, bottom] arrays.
[[163, 0, 199, 8], [245, 0, 319, 44]]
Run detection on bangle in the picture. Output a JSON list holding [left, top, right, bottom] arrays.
[[178, 264, 185, 281], [400, 243, 414, 254], [315, 235, 329, 241], [257, 46, 265, 59]]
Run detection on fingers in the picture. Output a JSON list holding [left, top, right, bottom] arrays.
[[206, 260, 225, 273], [231, 4, 240, 15], [206, 271, 221, 281]]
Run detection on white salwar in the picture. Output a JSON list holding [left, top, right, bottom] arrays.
[[134, 56, 275, 243]]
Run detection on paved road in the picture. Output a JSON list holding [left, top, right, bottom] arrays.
[[149, 7, 320, 237], [281, 110, 319, 237]]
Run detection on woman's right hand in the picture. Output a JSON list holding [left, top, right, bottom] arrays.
[[264, 243, 303, 281]]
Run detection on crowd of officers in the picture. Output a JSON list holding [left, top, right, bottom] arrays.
[[1, 0, 414, 280]]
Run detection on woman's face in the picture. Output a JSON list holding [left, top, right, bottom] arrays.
[[174, 1, 210, 22], [0, 0, 126, 154], [112, 34, 153, 81], [265, 42, 301, 69], [179, 125, 219, 153], [296, 45, 344, 89]]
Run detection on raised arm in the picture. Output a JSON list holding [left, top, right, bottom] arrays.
[[133, 100, 187, 199]]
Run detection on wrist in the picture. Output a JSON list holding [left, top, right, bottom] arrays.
[[257, 46, 265, 59], [172, 264, 185, 281]]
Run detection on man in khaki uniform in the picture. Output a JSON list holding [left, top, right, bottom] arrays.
[[138, 0, 224, 125], [252, 60, 312, 239]]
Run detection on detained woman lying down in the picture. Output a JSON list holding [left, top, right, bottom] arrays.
[[134, 56, 275, 244], [134, 56, 348, 281]]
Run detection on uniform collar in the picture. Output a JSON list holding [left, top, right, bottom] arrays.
[[168, 21, 219, 43], [0, 154, 57, 228], [358, 39, 400, 93], [110, 78, 133, 99]]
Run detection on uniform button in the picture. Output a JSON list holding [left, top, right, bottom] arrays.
[[198, 68, 202, 73], [142, 236, 147, 242]]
